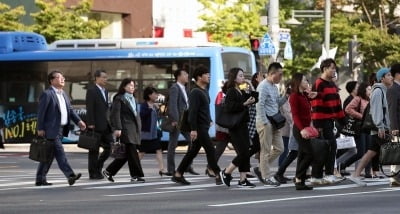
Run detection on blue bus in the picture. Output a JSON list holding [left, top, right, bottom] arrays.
[[0, 32, 256, 144]]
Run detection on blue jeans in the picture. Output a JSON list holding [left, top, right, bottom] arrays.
[[36, 131, 74, 183]]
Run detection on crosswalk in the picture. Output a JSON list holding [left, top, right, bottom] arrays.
[[0, 172, 394, 192]]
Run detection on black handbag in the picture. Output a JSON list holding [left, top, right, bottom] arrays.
[[361, 104, 377, 131], [341, 117, 362, 136], [215, 105, 246, 129], [379, 138, 400, 177], [159, 101, 175, 132], [111, 139, 126, 159], [77, 130, 99, 150], [160, 115, 175, 132], [361, 89, 386, 132], [29, 136, 54, 163], [310, 133, 330, 164], [267, 112, 286, 130]]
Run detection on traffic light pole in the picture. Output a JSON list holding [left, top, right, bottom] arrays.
[[268, 0, 279, 62], [324, 0, 331, 55]]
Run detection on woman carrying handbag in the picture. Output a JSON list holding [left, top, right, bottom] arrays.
[[220, 67, 256, 188], [289, 73, 317, 190], [103, 78, 145, 183]]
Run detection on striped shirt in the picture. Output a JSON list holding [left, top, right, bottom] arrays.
[[311, 78, 345, 127]]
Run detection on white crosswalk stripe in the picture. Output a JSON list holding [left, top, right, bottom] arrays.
[[0, 172, 393, 193]]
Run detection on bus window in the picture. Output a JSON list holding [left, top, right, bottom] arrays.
[[5, 82, 44, 103], [222, 52, 253, 78]]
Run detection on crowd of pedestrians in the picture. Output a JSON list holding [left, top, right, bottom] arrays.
[[32, 59, 400, 189]]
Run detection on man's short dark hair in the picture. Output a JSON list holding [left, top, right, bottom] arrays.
[[390, 63, 400, 77], [267, 62, 283, 74], [94, 69, 106, 80], [173, 69, 188, 81], [192, 65, 209, 81], [345, 81, 357, 94], [320, 58, 336, 72], [48, 70, 63, 85]]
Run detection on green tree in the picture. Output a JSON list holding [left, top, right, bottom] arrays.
[[0, 3, 27, 31], [283, 0, 400, 76], [197, 0, 268, 48], [31, 0, 107, 43]]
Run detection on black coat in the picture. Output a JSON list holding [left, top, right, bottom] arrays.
[[85, 85, 111, 132]]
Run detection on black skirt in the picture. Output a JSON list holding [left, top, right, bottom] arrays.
[[138, 138, 161, 153]]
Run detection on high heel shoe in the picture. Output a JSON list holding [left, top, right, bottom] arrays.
[[205, 168, 216, 177], [159, 170, 172, 177]]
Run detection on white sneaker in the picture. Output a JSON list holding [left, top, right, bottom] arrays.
[[323, 175, 345, 184], [310, 177, 327, 185], [349, 176, 367, 187]]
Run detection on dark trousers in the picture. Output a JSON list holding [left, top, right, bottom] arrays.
[[36, 127, 75, 183], [279, 136, 290, 166], [106, 143, 144, 178], [293, 126, 313, 181], [276, 150, 298, 176], [88, 131, 112, 177], [229, 123, 251, 172], [177, 127, 220, 175], [167, 130, 192, 173], [249, 132, 261, 158], [312, 120, 336, 178]]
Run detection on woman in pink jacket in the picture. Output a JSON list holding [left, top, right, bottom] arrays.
[[339, 82, 372, 177]]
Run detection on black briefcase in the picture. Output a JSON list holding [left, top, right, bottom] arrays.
[[77, 130, 100, 150], [29, 137, 54, 163]]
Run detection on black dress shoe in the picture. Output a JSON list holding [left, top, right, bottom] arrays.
[[159, 170, 172, 177], [102, 170, 114, 182], [295, 182, 313, 190], [35, 181, 53, 186], [163, 172, 173, 176], [89, 174, 104, 180], [186, 168, 200, 175], [68, 173, 82, 186], [171, 175, 191, 185], [274, 174, 287, 184]]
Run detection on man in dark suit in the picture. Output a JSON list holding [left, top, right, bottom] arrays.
[[36, 70, 86, 186], [171, 66, 221, 185], [387, 63, 400, 187], [85, 70, 113, 179], [167, 68, 198, 175]]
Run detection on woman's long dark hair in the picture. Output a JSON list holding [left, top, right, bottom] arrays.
[[226, 67, 243, 89], [251, 72, 263, 89], [357, 82, 370, 101], [114, 78, 135, 100], [291, 73, 304, 94]]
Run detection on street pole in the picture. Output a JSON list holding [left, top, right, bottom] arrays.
[[268, 0, 279, 62], [324, 0, 331, 56]]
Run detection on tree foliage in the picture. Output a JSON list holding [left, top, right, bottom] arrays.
[[31, 0, 107, 43], [197, 0, 268, 48], [0, 3, 27, 31]]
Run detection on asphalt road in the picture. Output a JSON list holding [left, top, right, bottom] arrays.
[[0, 149, 399, 214]]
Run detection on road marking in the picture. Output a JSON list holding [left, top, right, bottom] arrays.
[[208, 188, 400, 207], [104, 189, 204, 197], [315, 181, 388, 190], [86, 177, 208, 189], [159, 183, 219, 190]]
